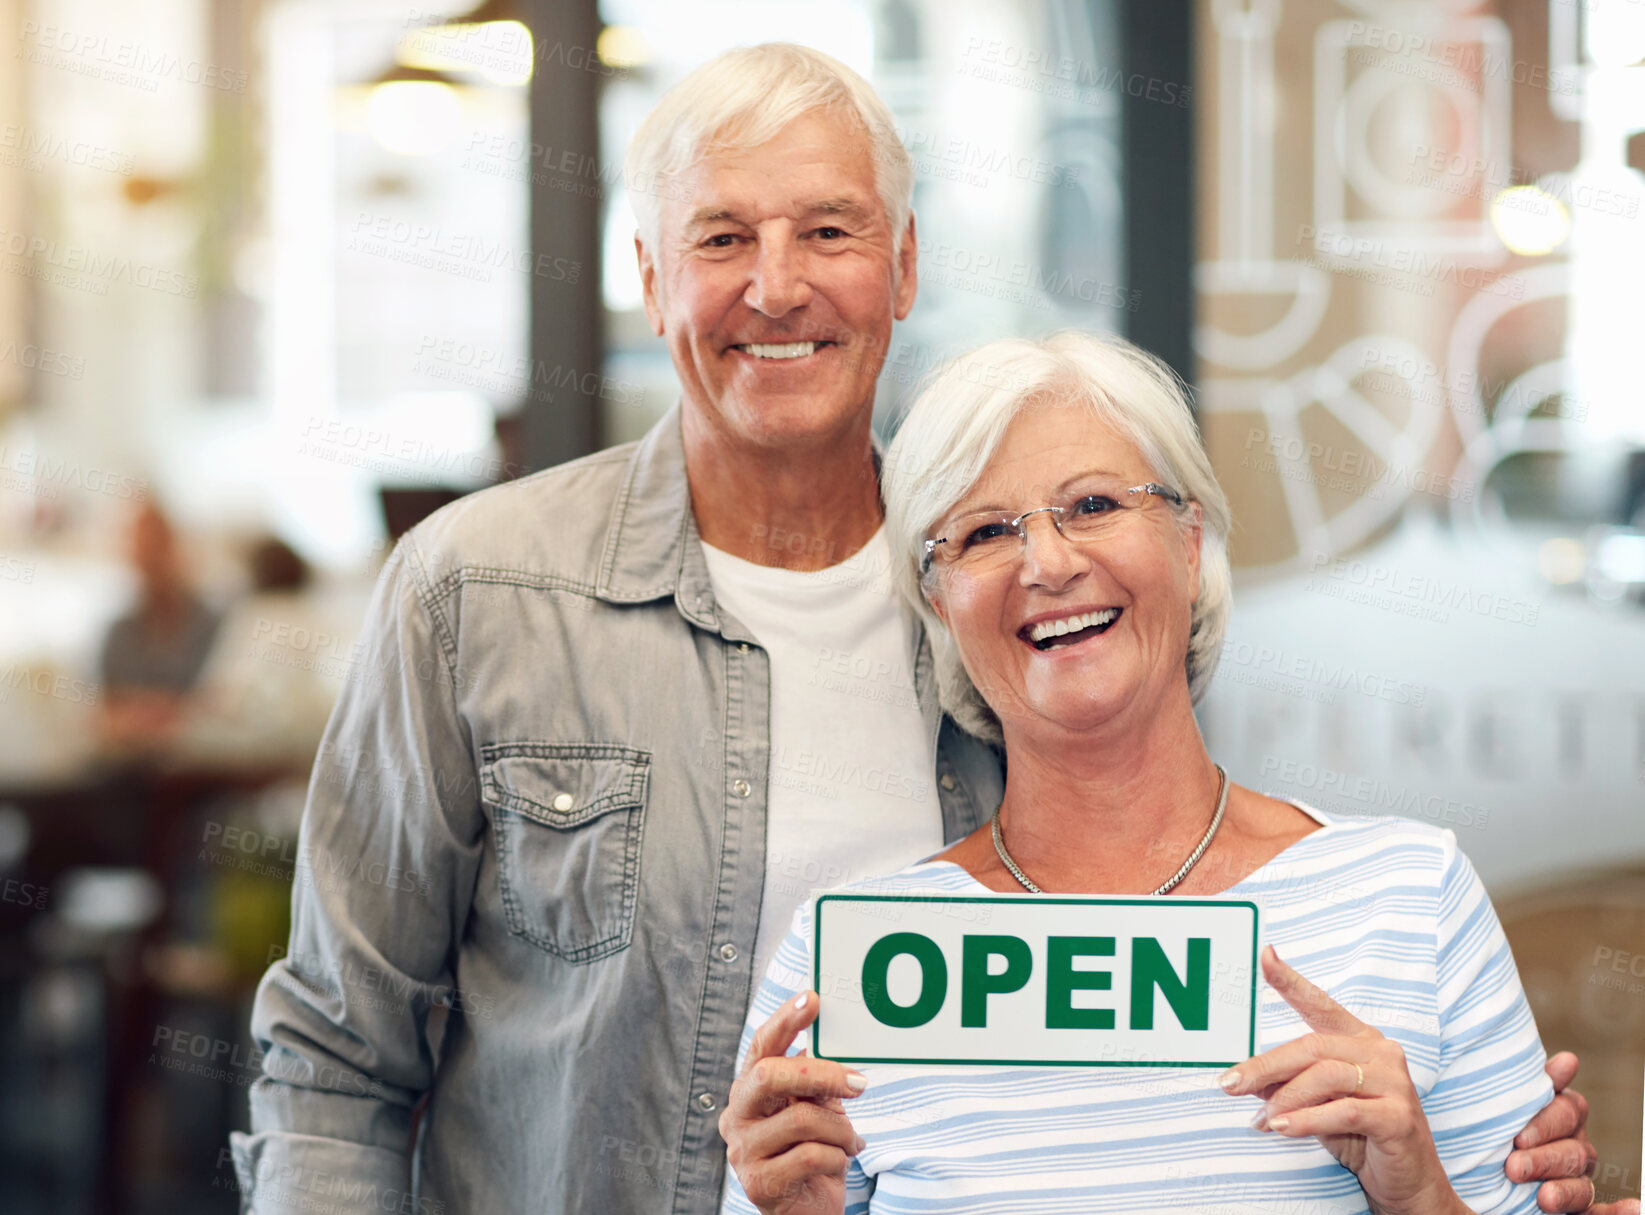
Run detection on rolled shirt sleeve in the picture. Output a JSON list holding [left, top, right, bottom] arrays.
[[230, 536, 485, 1212]]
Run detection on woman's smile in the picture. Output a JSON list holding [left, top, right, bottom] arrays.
[[1018, 605, 1123, 651]]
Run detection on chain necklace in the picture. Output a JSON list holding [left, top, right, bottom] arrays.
[[990, 764, 1230, 896]]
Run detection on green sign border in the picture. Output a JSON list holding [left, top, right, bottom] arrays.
[[811, 893, 1260, 1068]]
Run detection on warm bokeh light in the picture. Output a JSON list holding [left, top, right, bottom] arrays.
[[1490, 185, 1571, 255], [399, 20, 533, 87], [365, 79, 463, 155], [597, 25, 651, 69], [1583, 0, 1645, 68]]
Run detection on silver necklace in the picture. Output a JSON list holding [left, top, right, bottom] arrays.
[[990, 764, 1230, 896]]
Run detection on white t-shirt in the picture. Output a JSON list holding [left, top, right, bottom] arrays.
[[700, 526, 946, 1003]]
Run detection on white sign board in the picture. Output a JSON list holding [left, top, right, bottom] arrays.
[[812, 893, 1260, 1068]]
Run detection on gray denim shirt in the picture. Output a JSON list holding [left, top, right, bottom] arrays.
[[230, 405, 1004, 1214]]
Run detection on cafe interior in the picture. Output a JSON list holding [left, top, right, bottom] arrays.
[[0, 0, 1641, 1209]]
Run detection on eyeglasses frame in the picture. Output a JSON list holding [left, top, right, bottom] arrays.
[[921, 482, 1186, 575]]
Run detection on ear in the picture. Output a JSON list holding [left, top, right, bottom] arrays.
[[924, 577, 950, 631], [1180, 500, 1203, 604], [893, 211, 918, 321], [637, 234, 664, 337]]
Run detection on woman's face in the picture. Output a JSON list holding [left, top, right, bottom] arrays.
[[926, 402, 1202, 738]]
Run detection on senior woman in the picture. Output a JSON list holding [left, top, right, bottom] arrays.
[[719, 332, 1560, 1215]]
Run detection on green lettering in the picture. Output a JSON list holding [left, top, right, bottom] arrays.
[[1045, 936, 1115, 1029], [862, 933, 947, 1028], [1129, 937, 1210, 1030], [960, 935, 1032, 1028]]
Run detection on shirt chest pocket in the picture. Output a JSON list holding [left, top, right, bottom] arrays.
[[480, 742, 650, 963]]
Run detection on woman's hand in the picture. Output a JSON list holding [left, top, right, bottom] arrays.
[[1219, 946, 1466, 1215], [720, 991, 867, 1215]]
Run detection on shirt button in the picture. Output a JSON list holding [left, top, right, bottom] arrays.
[[719, 942, 738, 962], [551, 792, 574, 812], [738, 643, 750, 654], [731, 778, 752, 799], [696, 1092, 717, 1112], [939, 774, 956, 791]]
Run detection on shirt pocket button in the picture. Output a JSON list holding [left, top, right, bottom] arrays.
[[481, 744, 651, 963]]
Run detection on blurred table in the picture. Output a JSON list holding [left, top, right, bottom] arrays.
[[0, 757, 306, 1214]]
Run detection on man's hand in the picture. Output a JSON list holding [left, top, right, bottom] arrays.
[[1503, 1051, 1638, 1214], [720, 992, 863, 1215]]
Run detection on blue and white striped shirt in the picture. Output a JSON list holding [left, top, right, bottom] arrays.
[[723, 809, 1551, 1215]]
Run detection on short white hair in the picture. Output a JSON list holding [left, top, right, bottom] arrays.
[[881, 332, 1233, 743], [625, 43, 913, 255]]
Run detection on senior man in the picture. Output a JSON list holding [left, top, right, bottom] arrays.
[[232, 43, 1611, 1215]]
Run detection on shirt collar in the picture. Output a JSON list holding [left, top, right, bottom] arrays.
[[594, 400, 888, 633], [594, 402, 712, 627]]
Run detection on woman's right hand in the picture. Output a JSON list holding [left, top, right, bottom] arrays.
[[720, 991, 868, 1215]]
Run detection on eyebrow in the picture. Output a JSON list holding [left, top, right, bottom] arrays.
[[807, 196, 873, 223], [682, 196, 875, 232], [684, 206, 741, 230]]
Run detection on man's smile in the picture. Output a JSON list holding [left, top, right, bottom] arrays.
[[729, 340, 836, 360]]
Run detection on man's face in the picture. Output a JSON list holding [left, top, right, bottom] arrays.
[[637, 110, 917, 449]]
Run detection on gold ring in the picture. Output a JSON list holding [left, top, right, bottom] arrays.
[[1352, 1063, 1364, 1096]]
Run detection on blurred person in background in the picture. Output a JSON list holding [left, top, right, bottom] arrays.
[[230, 43, 1609, 1215], [181, 536, 358, 769], [97, 501, 220, 753]]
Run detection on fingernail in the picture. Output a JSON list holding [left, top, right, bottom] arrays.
[[851, 1135, 867, 1154], [1248, 1108, 1268, 1131], [845, 1070, 868, 1093], [1519, 1130, 1538, 1148], [1218, 1069, 1242, 1093], [793, 993, 809, 1011], [1269, 1115, 1290, 1132]]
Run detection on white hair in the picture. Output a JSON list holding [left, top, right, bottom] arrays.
[[624, 43, 913, 256], [881, 332, 1233, 744]]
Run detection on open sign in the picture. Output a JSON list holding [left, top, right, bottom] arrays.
[[812, 893, 1259, 1068]]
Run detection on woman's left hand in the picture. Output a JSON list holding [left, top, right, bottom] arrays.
[[1219, 945, 1466, 1215]]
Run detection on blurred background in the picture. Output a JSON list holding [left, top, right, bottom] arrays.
[[0, 0, 1639, 1209]]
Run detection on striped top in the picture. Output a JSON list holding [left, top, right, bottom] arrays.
[[721, 809, 1551, 1215]]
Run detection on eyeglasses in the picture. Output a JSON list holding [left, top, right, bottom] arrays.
[[922, 481, 1186, 574]]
